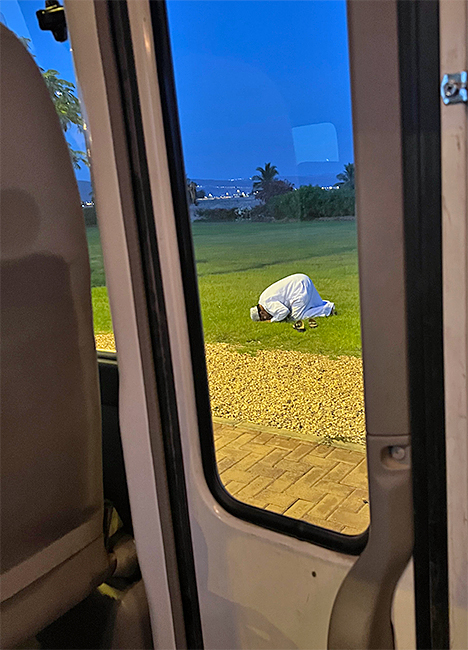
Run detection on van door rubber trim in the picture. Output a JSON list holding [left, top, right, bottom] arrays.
[[104, 2, 204, 647], [398, 1, 450, 648], [148, 0, 368, 556]]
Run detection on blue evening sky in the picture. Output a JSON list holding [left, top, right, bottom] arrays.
[[1, 0, 353, 183], [166, 0, 353, 181]]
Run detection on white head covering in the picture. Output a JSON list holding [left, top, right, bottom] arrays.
[[250, 306, 260, 321]]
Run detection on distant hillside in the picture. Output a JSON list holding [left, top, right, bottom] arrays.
[[77, 180, 93, 202]]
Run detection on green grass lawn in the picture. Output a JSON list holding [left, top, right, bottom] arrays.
[[88, 220, 362, 357]]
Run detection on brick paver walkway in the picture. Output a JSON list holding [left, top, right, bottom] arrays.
[[213, 419, 369, 534]]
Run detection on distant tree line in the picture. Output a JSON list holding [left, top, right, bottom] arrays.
[[196, 162, 355, 223]]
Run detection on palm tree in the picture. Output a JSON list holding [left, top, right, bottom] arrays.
[[336, 163, 355, 190], [41, 69, 84, 134], [252, 163, 279, 193], [19, 37, 88, 170], [69, 149, 88, 170]]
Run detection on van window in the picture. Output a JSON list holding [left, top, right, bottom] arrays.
[[0, 2, 114, 352], [164, 0, 369, 535]]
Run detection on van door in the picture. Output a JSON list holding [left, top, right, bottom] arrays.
[[64, 0, 450, 647]]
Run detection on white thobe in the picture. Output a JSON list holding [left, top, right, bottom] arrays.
[[258, 273, 334, 322]]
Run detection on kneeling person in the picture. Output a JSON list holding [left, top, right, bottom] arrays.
[[250, 273, 335, 327]]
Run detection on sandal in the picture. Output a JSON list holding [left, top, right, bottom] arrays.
[[309, 318, 318, 328], [293, 320, 306, 332]]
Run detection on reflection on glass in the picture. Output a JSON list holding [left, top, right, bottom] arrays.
[[292, 123, 340, 164]]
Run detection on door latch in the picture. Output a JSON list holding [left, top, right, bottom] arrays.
[[441, 71, 467, 105]]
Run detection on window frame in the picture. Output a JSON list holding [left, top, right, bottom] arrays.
[[147, 0, 369, 556]]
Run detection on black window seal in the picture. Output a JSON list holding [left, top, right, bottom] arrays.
[[397, 1, 450, 648], [148, 0, 368, 556]]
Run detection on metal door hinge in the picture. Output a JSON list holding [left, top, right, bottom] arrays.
[[441, 71, 467, 105]]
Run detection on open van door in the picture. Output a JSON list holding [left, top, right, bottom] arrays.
[[3, 0, 463, 646], [62, 0, 455, 647], [60, 0, 462, 648]]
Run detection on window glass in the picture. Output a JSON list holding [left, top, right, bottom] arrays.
[[0, 0, 115, 352], [166, 0, 369, 534]]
